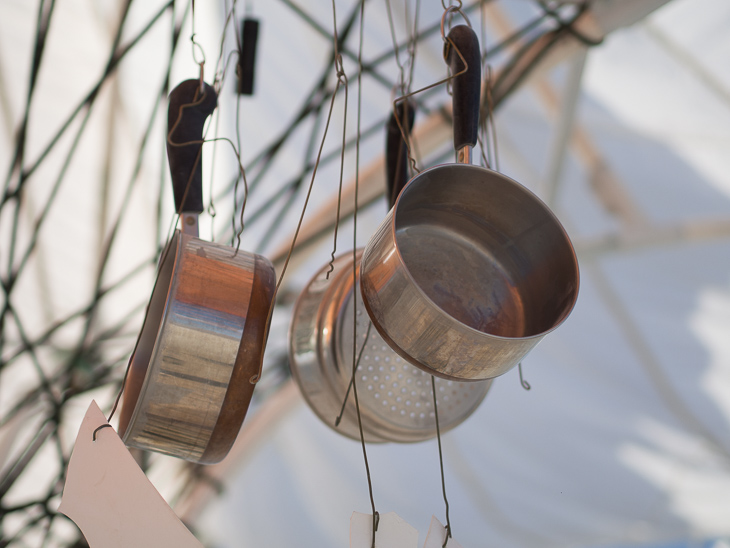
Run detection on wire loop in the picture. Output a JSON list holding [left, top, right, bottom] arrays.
[[92, 423, 112, 442], [440, 5, 471, 41], [519, 362, 532, 391]]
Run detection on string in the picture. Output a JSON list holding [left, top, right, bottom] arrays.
[[406, 0, 422, 96], [92, 424, 112, 441], [518, 362, 531, 390], [385, 0, 421, 182], [207, 103, 221, 238], [384, 0, 406, 94], [334, 321, 372, 427], [391, 29, 471, 176], [247, 3, 350, 383], [431, 376, 452, 547], [213, 0, 240, 91], [348, 1, 379, 546], [324, 40, 349, 279], [478, 6, 495, 170], [190, 0, 206, 69], [231, 92, 248, 252]]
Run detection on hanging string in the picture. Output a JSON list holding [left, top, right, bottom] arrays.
[[518, 362, 531, 391], [246, 0, 357, 385], [231, 92, 249, 252], [324, 49, 349, 279], [384, 0, 407, 95], [478, 6, 498, 171], [347, 1, 379, 546], [385, 0, 421, 179], [406, 0, 422, 96], [334, 321, 372, 427], [431, 376, 452, 547], [391, 21, 471, 176], [206, 105, 221, 238], [213, 0, 240, 91]]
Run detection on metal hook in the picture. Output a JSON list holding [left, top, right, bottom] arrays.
[[391, 31, 471, 177], [371, 511, 380, 548], [442, 522, 452, 548], [440, 5, 472, 41], [440, 0, 463, 9], [518, 362, 531, 391], [92, 424, 112, 442]]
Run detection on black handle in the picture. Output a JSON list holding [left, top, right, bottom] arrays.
[[444, 25, 481, 151], [237, 18, 260, 95], [385, 100, 416, 209], [167, 79, 218, 214]]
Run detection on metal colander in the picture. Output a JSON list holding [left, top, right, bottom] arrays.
[[289, 250, 491, 443]]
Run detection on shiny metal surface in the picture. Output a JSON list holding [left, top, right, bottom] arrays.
[[120, 231, 274, 462], [289, 251, 490, 443], [360, 163, 579, 381]]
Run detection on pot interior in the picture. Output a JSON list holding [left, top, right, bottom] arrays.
[[394, 164, 579, 339]]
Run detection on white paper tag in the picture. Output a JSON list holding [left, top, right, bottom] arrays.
[[423, 515, 463, 548], [350, 511, 419, 548], [58, 401, 204, 548]]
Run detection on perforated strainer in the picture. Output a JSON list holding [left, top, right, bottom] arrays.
[[289, 250, 491, 443]]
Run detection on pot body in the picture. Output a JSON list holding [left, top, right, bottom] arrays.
[[119, 231, 275, 463], [360, 164, 579, 381], [289, 251, 490, 443]]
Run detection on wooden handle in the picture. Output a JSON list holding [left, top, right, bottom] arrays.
[[444, 25, 481, 152], [386, 100, 416, 208], [167, 79, 218, 214]]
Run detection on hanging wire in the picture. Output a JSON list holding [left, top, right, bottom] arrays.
[[385, 0, 421, 179], [391, 21, 471, 176], [348, 1, 380, 546], [518, 362, 531, 391], [324, 42, 350, 279], [406, 0, 422, 98], [334, 321, 372, 427], [245, 0, 356, 384], [478, 4, 498, 170], [190, 0, 207, 70], [431, 376, 452, 547]]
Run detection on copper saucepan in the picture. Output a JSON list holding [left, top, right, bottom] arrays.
[[360, 25, 579, 381], [118, 80, 276, 463]]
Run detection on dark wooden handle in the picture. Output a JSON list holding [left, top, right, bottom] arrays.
[[386, 100, 416, 208], [167, 79, 218, 214], [444, 25, 481, 151], [237, 18, 260, 95]]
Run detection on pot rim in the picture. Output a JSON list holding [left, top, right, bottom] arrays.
[[382, 162, 580, 342]]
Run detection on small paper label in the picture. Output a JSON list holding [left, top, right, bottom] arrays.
[[423, 515, 463, 548], [58, 401, 203, 548], [350, 511, 418, 548]]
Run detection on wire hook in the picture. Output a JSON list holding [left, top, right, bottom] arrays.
[[92, 424, 112, 442], [518, 362, 531, 391], [440, 4, 471, 41], [391, 30, 471, 176]]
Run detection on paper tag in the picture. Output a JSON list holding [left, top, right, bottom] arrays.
[[58, 401, 203, 548], [350, 511, 418, 548], [423, 515, 463, 548]]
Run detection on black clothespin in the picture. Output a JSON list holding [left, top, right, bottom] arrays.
[[237, 18, 260, 95]]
